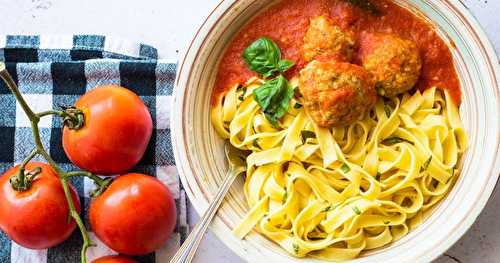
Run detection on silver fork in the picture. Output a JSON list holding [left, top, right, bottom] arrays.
[[169, 142, 247, 263]]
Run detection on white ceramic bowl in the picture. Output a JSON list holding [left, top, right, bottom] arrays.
[[172, 0, 500, 262]]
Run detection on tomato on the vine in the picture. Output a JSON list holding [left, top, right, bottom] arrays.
[[92, 255, 138, 263], [0, 162, 80, 249], [90, 173, 176, 255], [63, 85, 153, 175]]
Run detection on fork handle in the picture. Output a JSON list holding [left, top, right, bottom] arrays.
[[169, 168, 241, 263]]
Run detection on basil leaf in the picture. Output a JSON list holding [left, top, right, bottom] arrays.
[[243, 37, 281, 77], [294, 102, 303, 109], [278, 59, 295, 73], [243, 38, 294, 78], [253, 75, 293, 125], [301, 130, 316, 144], [253, 76, 282, 110], [381, 136, 415, 146]]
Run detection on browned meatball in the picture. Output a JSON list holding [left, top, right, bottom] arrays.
[[302, 16, 355, 62], [299, 60, 376, 127], [359, 33, 422, 97]]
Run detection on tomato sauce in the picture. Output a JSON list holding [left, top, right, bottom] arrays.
[[213, 0, 461, 104]]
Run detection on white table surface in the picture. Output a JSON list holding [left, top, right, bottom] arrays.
[[0, 0, 498, 262]]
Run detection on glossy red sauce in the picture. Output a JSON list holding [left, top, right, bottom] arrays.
[[213, 0, 461, 105]]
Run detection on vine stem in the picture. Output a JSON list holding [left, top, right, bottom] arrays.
[[0, 62, 94, 263], [37, 109, 66, 118]]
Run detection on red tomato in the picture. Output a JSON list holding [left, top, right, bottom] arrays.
[[0, 162, 80, 249], [90, 173, 176, 255], [62, 85, 153, 175], [92, 255, 138, 263]]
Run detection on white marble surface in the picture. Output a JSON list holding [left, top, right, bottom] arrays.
[[0, 0, 498, 262]]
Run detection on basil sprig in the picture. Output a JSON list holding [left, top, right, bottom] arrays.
[[253, 75, 294, 125], [243, 37, 294, 78], [243, 37, 295, 126]]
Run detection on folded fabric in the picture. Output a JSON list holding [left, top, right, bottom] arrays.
[[0, 35, 186, 263]]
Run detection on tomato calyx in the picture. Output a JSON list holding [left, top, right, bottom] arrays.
[[60, 106, 85, 130], [90, 177, 113, 198], [9, 148, 41, 192], [10, 166, 42, 192], [36, 106, 85, 130]]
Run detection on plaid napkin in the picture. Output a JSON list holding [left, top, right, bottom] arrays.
[[0, 35, 188, 263]]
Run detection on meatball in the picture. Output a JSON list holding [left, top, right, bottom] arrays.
[[302, 16, 355, 62], [359, 33, 422, 97], [299, 60, 376, 127]]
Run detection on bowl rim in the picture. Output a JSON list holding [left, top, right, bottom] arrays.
[[172, 0, 500, 262]]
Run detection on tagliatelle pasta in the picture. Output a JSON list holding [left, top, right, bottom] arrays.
[[211, 77, 468, 260]]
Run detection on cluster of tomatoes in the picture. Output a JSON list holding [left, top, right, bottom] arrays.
[[0, 85, 177, 263]]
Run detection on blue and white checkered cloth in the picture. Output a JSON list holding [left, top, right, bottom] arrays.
[[0, 35, 188, 263]]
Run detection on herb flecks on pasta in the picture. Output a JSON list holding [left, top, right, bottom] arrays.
[[211, 81, 468, 260]]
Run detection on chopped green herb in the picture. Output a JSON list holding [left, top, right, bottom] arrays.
[[352, 206, 362, 215], [292, 243, 300, 254], [301, 130, 316, 144], [420, 156, 432, 172], [384, 221, 391, 225], [324, 203, 340, 212], [384, 105, 391, 118], [238, 87, 247, 101], [381, 136, 415, 146], [344, 0, 380, 15], [376, 172, 381, 181], [283, 191, 288, 202], [252, 139, 261, 150], [253, 75, 294, 126], [243, 37, 295, 78], [293, 102, 303, 109], [340, 163, 351, 174]]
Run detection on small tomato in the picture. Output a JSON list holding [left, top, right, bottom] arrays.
[[90, 173, 176, 255], [0, 162, 80, 249], [62, 85, 153, 175], [92, 255, 138, 263]]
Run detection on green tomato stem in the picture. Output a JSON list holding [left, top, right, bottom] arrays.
[[10, 148, 39, 191], [37, 107, 85, 130], [65, 171, 112, 197], [37, 109, 66, 118], [0, 62, 92, 263]]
